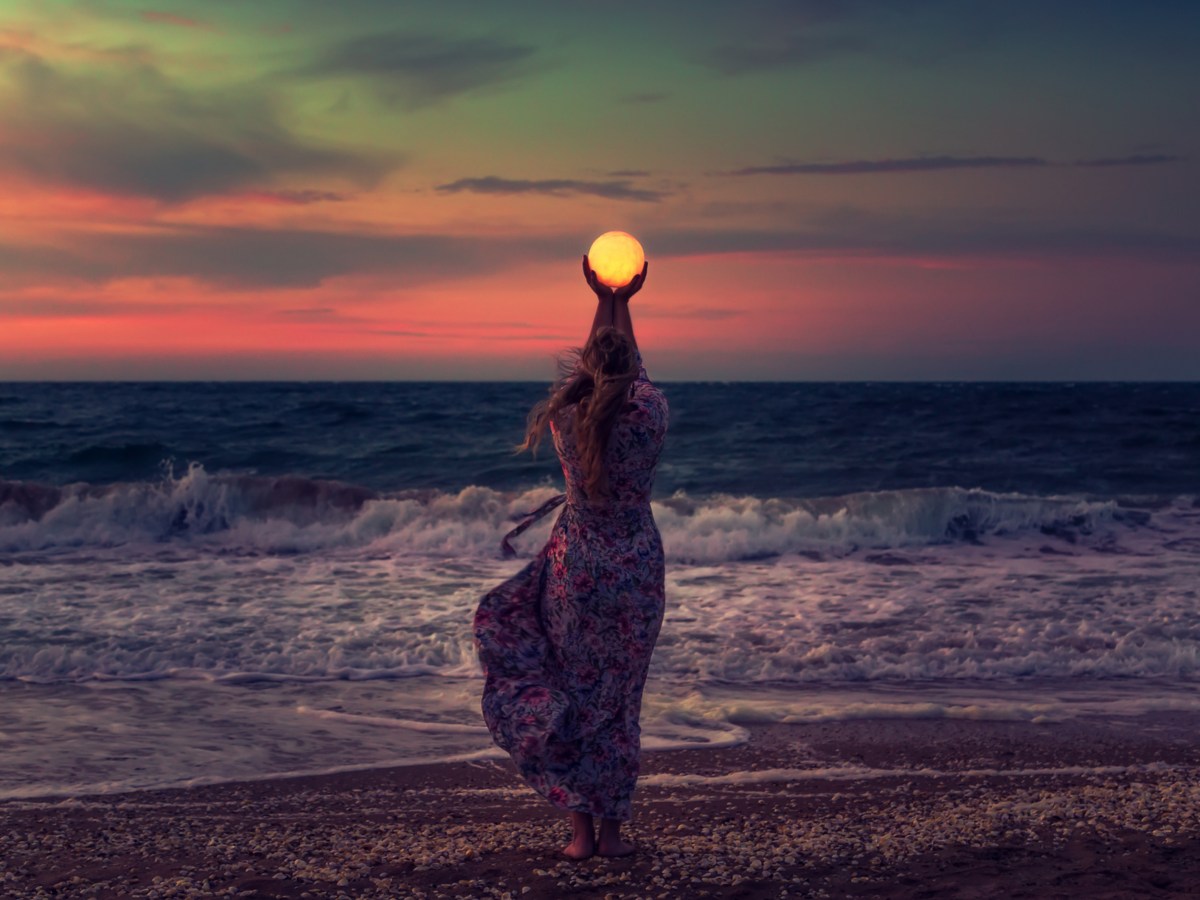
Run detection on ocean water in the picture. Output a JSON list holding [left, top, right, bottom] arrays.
[[1, 380, 1199, 799]]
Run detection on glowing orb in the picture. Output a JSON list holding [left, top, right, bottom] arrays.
[[587, 231, 645, 288]]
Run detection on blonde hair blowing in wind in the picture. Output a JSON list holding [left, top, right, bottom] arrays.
[[517, 326, 638, 500]]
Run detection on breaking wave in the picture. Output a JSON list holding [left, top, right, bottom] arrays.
[[0, 462, 1159, 561]]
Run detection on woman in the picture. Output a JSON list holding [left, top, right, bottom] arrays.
[[473, 254, 668, 860]]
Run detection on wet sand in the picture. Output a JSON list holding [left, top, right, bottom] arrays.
[[3, 716, 1199, 898]]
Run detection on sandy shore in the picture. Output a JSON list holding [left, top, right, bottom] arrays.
[[3, 715, 1200, 899]]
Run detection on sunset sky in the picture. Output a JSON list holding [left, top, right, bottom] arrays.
[[1, 0, 1197, 380]]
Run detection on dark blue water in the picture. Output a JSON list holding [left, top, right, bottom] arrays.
[[1, 381, 1198, 500]]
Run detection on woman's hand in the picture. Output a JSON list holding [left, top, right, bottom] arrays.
[[582, 256, 649, 303], [615, 261, 648, 303], [582, 256, 643, 354], [582, 255, 614, 302]]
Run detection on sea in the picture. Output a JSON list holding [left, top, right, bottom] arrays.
[[1, 379, 1199, 799]]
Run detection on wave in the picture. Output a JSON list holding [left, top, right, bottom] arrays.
[[0, 418, 63, 431], [0, 463, 1164, 560], [65, 441, 172, 466]]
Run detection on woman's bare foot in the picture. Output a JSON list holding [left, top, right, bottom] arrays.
[[597, 818, 635, 857], [597, 837, 636, 857], [562, 834, 595, 860], [563, 811, 595, 860]]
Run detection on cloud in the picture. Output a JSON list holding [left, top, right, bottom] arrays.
[[139, 11, 215, 31], [690, 0, 1003, 74], [0, 49, 393, 202], [271, 307, 353, 321], [243, 189, 350, 205], [619, 91, 667, 104], [0, 288, 208, 317], [0, 26, 159, 68], [0, 240, 92, 285], [361, 324, 576, 342], [649, 210, 1200, 264], [436, 176, 666, 202], [697, 32, 863, 75], [638, 306, 742, 320], [106, 228, 526, 288], [1073, 154, 1183, 167], [294, 32, 538, 108], [724, 155, 1050, 176], [6, 203, 1196, 299], [0, 297, 143, 317], [722, 154, 1183, 176], [0, 225, 576, 289]]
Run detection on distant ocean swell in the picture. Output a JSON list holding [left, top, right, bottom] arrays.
[[0, 462, 1166, 559]]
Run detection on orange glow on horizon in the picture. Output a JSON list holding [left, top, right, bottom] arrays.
[[0, 247, 1108, 375]]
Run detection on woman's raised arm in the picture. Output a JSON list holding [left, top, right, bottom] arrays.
[[582, 256, 616, 345], [582, 256, 648, 354]]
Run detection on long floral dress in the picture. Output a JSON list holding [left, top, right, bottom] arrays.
[[473, 351, 668, 821]]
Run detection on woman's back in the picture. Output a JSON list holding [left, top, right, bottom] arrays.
[[551, 353, 668, 507]]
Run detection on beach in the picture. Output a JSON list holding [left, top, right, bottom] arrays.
[[4, 716, 1199, 899]]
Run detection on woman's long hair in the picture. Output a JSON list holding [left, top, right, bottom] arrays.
[[517, 326, 638, 499]]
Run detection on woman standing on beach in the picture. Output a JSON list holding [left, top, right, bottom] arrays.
[[473, 255, 668, 860]]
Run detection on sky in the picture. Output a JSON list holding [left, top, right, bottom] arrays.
[[0, 0, 1197, 380]]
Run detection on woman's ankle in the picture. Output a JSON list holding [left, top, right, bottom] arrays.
[[570, 812, 595, 840]]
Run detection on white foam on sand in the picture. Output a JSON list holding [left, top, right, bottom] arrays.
[[295, 706, 490, 735]]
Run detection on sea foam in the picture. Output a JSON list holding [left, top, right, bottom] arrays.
[[0, 463, 1158, 561]]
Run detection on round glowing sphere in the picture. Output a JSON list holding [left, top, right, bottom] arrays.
[[587, 231, 645, 288]]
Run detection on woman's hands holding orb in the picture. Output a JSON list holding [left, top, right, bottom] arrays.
[[582, 233, 644, 352], [583, 255, 648, 304]]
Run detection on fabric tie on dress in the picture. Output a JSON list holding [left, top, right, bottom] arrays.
[[500, 493, 566, 558]]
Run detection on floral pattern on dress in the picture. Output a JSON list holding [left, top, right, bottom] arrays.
[[474, 351, 668, 821]]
